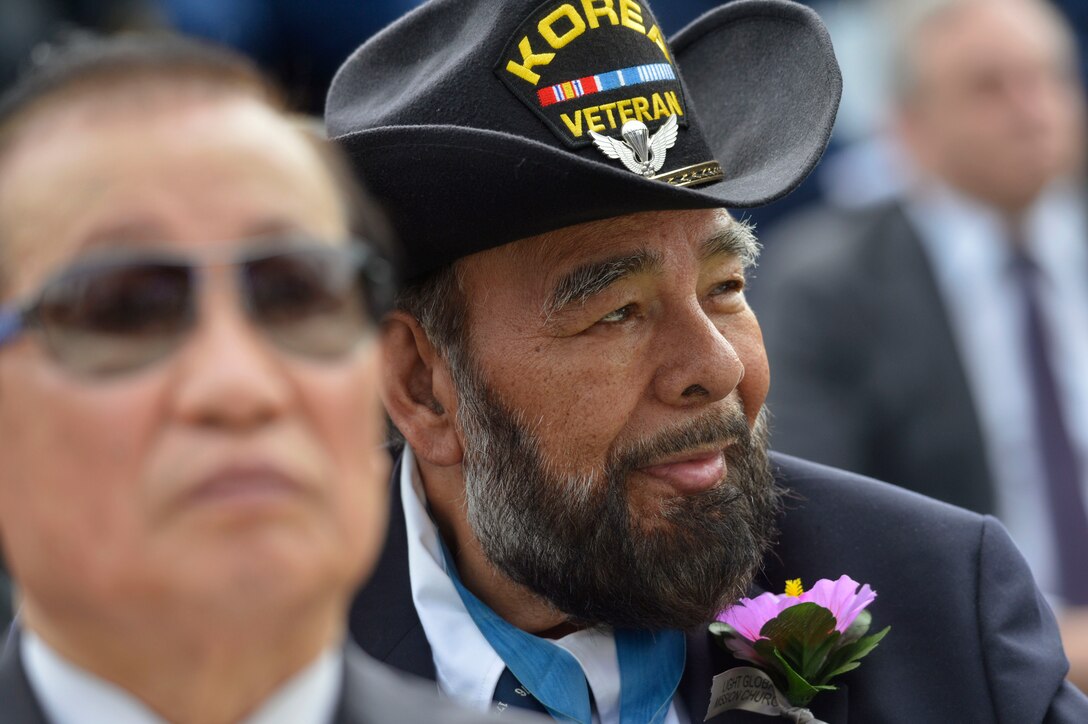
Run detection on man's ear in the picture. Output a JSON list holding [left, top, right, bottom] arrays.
[[380, 311, 463, 466]]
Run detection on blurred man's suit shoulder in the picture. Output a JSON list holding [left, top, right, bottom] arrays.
[[0, 632, 46, 724], [753, 201, 994, 513]]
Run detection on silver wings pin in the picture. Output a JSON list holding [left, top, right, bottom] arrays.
[[589, 115, 679, 177]]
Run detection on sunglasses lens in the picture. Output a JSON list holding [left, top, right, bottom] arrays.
[[36, 262, 193, 376], [245, 248, 371, 359], [18, 242, 391, 376]]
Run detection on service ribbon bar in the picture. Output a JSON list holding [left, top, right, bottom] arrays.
[[537, 62, 676, 107]]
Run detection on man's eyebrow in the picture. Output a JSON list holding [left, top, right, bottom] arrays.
[[544, 249, 663, 318], [699, 219, 761, 269]]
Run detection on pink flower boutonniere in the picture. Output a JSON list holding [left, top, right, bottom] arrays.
[[705, 575, 889, 723]]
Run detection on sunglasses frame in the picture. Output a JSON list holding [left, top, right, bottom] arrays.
[[0, 237, 396, 375]]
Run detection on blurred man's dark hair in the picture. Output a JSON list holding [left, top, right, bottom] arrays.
[[0, 33, 396, 280]]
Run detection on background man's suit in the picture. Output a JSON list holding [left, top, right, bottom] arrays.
[[350, 452, 1088, 722], [751, 202, 995, 514], [0, 630, 525, 724]]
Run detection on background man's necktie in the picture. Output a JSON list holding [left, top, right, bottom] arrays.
[[1009, 243, 1088, 604]]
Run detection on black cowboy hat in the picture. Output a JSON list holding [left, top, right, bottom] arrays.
[[327, 0, 841, 279]]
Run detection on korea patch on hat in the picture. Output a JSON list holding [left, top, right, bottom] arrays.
[[495, 0, 724, 186]]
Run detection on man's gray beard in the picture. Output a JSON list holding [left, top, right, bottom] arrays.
[[454, 355, 781, 631]]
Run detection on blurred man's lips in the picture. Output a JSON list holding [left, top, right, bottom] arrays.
[[187, 465, 307, 509], [638, 450, 726, 494]]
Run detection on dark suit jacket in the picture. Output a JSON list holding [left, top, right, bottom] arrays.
[[751, 202, 995, 514], [350, 452, 1088, 723], [0, 628, 525, 723]]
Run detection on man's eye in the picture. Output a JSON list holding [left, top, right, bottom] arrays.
[[599, 304, 635, 324], [711, 278, 745, 296]]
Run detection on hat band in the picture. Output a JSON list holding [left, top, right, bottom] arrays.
[[653, 161, 723, 188]]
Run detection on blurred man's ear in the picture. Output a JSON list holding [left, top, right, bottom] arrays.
[[380, 312, 464, 467]]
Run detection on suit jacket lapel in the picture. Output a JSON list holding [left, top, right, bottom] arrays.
[[349, 452, 436, 681], [0, 629, 50, 724]]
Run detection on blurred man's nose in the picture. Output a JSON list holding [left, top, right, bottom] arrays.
[[1004, 67, 1068, 129], [167, 270, 293, 431]]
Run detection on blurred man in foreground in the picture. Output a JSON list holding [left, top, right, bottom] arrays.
[[754, 0, 1088, 687], [0, 35, 533, 723], [327, 0, 1088, 720]]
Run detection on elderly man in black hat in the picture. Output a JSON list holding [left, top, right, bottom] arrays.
[[328, 0, 1088, 721]]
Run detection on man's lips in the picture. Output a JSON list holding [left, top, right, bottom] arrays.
[[637, 449, 727, 494], [185, 464, 309, 509]]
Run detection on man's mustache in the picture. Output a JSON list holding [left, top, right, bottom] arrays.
[[609, 406, 753, 473]]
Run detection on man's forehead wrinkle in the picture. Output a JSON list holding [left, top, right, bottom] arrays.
[[511, 216, 631, 277], [498, 209, 729, 322], [512, 207, 722, 265]]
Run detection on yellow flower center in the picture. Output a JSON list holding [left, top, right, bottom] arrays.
[[784, 579, 805, 597]]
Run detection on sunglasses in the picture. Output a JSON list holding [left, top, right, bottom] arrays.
[[0, 239, 395, 379]]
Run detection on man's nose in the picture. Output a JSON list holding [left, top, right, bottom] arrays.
[[652, 302, 744, 406], [168, 277, 292, 430]]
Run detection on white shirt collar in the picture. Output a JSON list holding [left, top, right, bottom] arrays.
[[400, 445, 684, 723], [21, 629, 343, 724], [400, 444, 507, 711], [902, 180, 1009, 286]]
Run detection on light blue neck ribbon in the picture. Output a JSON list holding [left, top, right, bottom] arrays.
[[439, 542, 685, 724]]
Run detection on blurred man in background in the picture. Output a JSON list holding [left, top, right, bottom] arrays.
[[0, 34, 529, 723], [754, 0, 1088, 687]]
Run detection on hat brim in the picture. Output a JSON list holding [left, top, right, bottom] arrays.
[[671, 0, 842, 206], [334, 0, 841, 279]]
